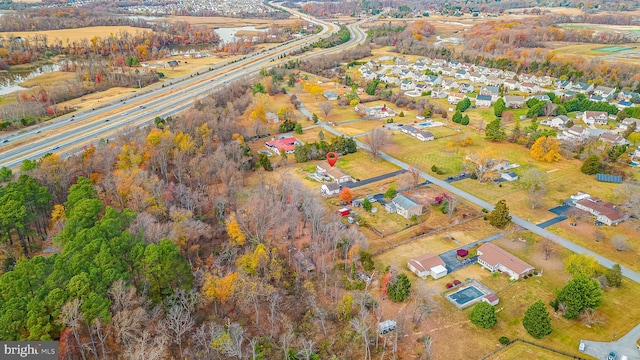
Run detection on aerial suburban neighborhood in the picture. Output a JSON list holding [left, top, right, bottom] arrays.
[[0, 0, 640, 359]]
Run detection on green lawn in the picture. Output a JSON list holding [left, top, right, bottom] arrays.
[[335, 151, 401, 180]]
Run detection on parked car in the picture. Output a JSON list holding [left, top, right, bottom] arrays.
[[357, 272, 371, 284], [608, 351, 617, 360]]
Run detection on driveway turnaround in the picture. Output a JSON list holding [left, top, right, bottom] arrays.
[[581, 323, 640, 360]]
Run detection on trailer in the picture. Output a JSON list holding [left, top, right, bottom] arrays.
[[378, 320, 397, 335]]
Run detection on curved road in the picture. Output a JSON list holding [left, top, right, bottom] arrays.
[[0, 6, 370, 169]]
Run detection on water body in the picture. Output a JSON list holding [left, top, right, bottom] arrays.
[[214, 26, 267, 43], [0, 64, 60, 96]]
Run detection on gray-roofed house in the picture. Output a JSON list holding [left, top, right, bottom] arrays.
[[620, 117, 640, 131], [459, 83, 475, 94], [324, 91, 338, 101], [479, 86, 500, 101], [504, 95, 525, 108], [389, 194, 423, 219], [599, 133, 628, 146], [501, 172, 519, 182], [593, 86, 616, 99], [476, 94, 492, 107]]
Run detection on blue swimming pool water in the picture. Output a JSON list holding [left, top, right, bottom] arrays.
[[447, 286, 485, 305]]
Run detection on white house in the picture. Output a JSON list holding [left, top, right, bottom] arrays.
[[416, 130, 435, 142], [407, 253, 448, 279], [599, 133, 628, 146], [485, 76, 502, 87], [504, 95, 525, 109], [476, 94, 492, 107], [459, 83, 475, 94], [558, 125, 590, 142], [620, 117, 640, 131], [317, 162, 353, 184], [519, 82, 538, 93], [541, 115, 569, 129], [442, 79, 459, 90], [501, 172, 519, 182], [593, 85, 616, 99], [431, 88, 448, 99], [320, 182, 340, 196], [454, 70, 470, 80], [469, 73, 485, 83], [583, 111, 608, 125], [477, 243, 535, 280], [575, 197, 627, 226], [448, 92, 466, 105], [503, 79, 519, 91]]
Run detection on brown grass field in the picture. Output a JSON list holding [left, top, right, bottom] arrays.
[[159, 15, 299, 29], [2, 26, 151, 44]]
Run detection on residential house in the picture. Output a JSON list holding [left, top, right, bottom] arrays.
[[361, 69, 376, 81], [412, 60, 426, 71], [617, 100, 633, 110], [442, 79, 459, 90], [485, 76, 502, 87], [599, 133, 628, 146], [324, 91, 338, 101], [422, 75, 442, 87], [501, 172, 519, 182], [387, 194, 423, 219], [320, 182, 340, 196], [431, 88, 448, 99], [448, 92, 466, 105], [400, 80, 415, 91], [575, 196, 627, 226], [461, 62, 474, 71], [555, 79, 573, 90], [317, 162, 353, 184], [620, 117, 640, 131], [291, 249, 316, 276], [504, 95, 525, 109], [415, 130, 435, 142], [503, 79, 519, 91], [265, 137, 301, 155], [476, 94, 493, 107], [529, 94, 550, 102], [459, 83, 475, 94], [469, 73, 485, 83], [519, 73, 536, 83], [401, 125, 418, 136], [593, 85, 616, 99], [558, 125, 590, 142], [536, 76, 553, 87], [589, 95, 606, 102], [503, 70, 517, 80], [428, 63, 442, 73], [394, 57, 410, 66], [541, 115, 569, 129], [386, 77, 401, 86], [407, 253, 448, 279], [454, 69, 470, 80], [366, 59, 378, 70], [433, 59, 447, 67], [488, 68, 505, 78], [618, 90, 640, 102], [571, 82, 594, 94], [404, 89, 423, 98], [354, 103, 375, 117], [449, 60, 461, 69], [583, 111, 608, 125], [519, 82, 539, 93], [479, 86, 500, 102], [477, 243, 535, 280], [440, 67, 454, 77]]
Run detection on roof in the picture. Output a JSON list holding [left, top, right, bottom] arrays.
[[478, 243, 534, 275], [481, 85, 499, 93], [599, 133, 624, 143], [417, 130, 434, 138], [392, 194, 422, 210], [568, 125, 586, 134], [266, 137, 298, 152], [484, 293, 499, 302], [476, 94, 492, 101], [408, 253, 446, 273], [318, 162, 350, 180], [449, 92, 465, 98], [576, 197, 626, 221], [504, 95, 524, 102], [584, 111, 607, 118], [595, 173, 623, 184], [503, 171, 518, 178], [323, 182, 340, 191]]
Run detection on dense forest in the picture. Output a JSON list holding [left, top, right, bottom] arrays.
[[0, 77, 385, 359]]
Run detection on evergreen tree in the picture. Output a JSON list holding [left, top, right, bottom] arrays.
[[399, 111, 405, 117], [556, 275, 603, 319], [581, 155, 601, 175], [387, 273, 411, 302], [257, 153, 273, 171], [523, 300, 552, 339], [461, 115, 470, 126], [489, 200, 511, 229], [318, 130, 325, 141], [312, 113, 319, 124], [456, 97, 471, 112], [362, 197, 372, 211], [452, 111, 462, 124], [470, 301, 497, 328], [384, 185, 397, 199], [485, 119, 506, 142], [605, 264, 622, 288], [494, 98, 506, 117]]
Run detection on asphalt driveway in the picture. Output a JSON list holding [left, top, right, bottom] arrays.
[[581, 323, 640, 360]]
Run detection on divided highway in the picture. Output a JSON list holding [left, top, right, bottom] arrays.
[[0, 7, 368, 169]]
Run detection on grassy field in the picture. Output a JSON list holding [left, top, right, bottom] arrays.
[[2, 26, 151, 44], [160, 15, 298, 29], [335, 150, 401, 180], [19, 71, 76, 88], [488, 341, 575, 360]]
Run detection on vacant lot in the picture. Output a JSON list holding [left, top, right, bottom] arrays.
[[3, 26, 151, 44], [159, 15, 298, 29], [336, 150, 401, 180], [489, 341, 571, 360]]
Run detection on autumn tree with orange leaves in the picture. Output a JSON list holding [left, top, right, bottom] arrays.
[[339, 187, 354, 204]]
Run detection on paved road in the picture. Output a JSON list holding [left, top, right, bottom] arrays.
[[343, 169, 407, 188], [297, 103, 640, 284], [581, 323, 640, 360]]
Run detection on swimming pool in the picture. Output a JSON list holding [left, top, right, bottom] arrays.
[[630, 161, 639, 167], [447, 286, 486, 306], [415, 121, 444, 128]]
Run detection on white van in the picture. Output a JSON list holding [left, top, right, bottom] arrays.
[[620, 355, 627, 360]]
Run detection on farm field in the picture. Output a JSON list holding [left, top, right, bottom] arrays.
[[158, 15, 299, 29], [2, 26, 151, 44]]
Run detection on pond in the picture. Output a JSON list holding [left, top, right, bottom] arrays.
[[0, 64, 60, 96], [214, 26, 268, 43]]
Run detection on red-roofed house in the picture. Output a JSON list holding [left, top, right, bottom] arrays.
[[265, 137, 301, 155], [477, 243, 535, 280], [407, 253, 448, 279], [575, 197, 627, 226]]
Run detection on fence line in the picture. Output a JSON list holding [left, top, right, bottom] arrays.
[[480, 338, 586, 360]]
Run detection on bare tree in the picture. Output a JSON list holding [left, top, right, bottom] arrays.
[[412, 284, 438, 326], [267, 288, 283, 337], [297, 339, 316, 360], [164, 290, 198, 359], [541, 238, 554, 260], [126, 330, 169, 360], [422, 335, 434, 360], [580, 308, 605, 328], [447, 195, 459, 220], [612, 235, 633, 252], [351, 312, 372, 360], [363, 128, 389, 160], [61, 298, 87, 360], [521, 168, 548, 210], [320, 101, 334, 118]]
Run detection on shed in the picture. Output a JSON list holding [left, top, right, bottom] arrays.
[[596, 173, 622, 184], [407, 253, 448, 279], [501, 172, 519, 182], [338, 208, 351, 217], [482, 293, 500, 306], [378, 320, 397, 334]]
